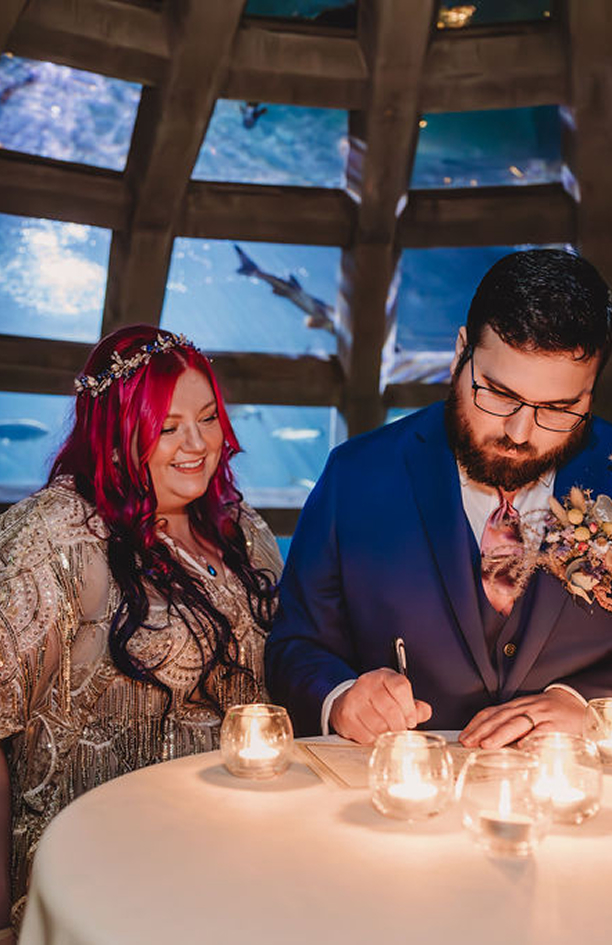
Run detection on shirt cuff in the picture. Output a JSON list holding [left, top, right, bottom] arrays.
[[544, 683, 588, 707], [320, 679, 357, 735]]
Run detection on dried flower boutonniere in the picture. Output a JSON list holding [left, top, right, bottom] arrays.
[[539, 486, 612, 611]]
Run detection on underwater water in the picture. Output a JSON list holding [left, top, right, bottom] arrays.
[[0, 45, 564, 517]]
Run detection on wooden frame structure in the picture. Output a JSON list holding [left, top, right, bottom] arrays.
[[1, 0, 611, 532]]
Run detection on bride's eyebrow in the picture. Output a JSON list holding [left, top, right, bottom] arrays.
[[165, 399, 217, 419], [480, 371, 580, 407]]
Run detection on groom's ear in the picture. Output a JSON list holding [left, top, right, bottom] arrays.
[[450, 326, 468, 375]]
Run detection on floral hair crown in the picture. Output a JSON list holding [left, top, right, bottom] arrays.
[[74, 332, 197, 398]]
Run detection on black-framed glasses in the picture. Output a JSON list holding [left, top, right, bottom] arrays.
[[469, 349, 590, 433]]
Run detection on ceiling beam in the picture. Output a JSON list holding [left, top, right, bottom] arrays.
[[7, 5, 567, 114], [7, 0, 168, 85], [0, 152, 573, 249], [102, 0, 246, 335], [337, 0, 436, 437], [0, 150, 127, 229], [0, 334, 343, 406]]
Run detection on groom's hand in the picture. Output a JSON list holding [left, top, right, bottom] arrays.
[[459, 688, 586, 748], [329, 668, 432, 744]]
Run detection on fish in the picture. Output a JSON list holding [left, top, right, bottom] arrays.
[[239, 101, 268, 129], [233, 244, 336, 334], [0, 418, 50, 442], [0, 73, 37, 105], [271, 427, 322, 442]]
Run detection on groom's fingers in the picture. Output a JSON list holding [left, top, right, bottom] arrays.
[[330, 668, 429, 743]]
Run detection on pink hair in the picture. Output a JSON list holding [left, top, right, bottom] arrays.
[[50, 325, 241, 546]]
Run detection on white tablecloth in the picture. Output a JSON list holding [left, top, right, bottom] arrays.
[[19, 735, 612, 945]]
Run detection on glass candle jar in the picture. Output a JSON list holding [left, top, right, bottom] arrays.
[[583, 697, 612, 766], [521, 732, 602, 825], [220, 704, 293, 779], [369, 731, 454, 821], [456, 749, 551, 857]]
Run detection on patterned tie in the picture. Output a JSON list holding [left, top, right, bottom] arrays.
[[480, 489, 524, 617]]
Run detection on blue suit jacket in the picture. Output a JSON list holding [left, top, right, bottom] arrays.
[[265, 402, 612, 735]]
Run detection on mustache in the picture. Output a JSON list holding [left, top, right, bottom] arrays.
[[485, 436, 535, 456]]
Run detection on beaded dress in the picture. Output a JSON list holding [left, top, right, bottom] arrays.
[[0, 477, 282, 924]]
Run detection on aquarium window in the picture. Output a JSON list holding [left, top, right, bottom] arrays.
[[412, 107, 561, 190], [0, 54, 141, 171], [0, 391, 73, 503], [0, 214, 110, 342], [388, 244, 572, 386], [161, 238, 340, 356], [229, 404, 337, 508], [193, 100, 347, 188]]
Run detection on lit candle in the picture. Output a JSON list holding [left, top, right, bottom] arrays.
[[480, 779, 534, 849], [387, 780, 438, 802], [533, 755, 586, 812], [595, 737, 612, 764], [237, 721, 280, 762]]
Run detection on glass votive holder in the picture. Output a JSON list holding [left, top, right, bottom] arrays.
[[583, 697, 612, 766], [369, 731, 454, 821], [220, 704, 293, 779], [456, 749, 551, 857], [521, 732, 602, 825]]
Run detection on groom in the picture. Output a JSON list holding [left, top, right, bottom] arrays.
[[265, 249, 612, 748]]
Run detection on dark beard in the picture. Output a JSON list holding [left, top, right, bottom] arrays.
[[444, 374, 589, 492]]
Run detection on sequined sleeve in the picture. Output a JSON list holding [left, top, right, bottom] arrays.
[[238, 503, 283, 583], [0, 484, 104, 739]]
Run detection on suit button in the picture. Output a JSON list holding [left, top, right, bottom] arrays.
[[503, 642, 517, 658]]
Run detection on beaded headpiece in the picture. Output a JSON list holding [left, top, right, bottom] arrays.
[[74, 332, 196, 397]]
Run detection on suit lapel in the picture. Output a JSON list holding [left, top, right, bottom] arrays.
[[501, 419, 612, 696], [402, 405, 497, 695]]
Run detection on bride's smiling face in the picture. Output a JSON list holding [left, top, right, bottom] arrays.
[[147, 368, 224, 516]]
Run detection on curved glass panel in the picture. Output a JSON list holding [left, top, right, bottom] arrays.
[[0, 214, 110, 342], [0, 54, 140, 170], [0, 392, 73, 503], [389, 244, 571, 385], [193, 100, 346, 188], [412, 107, 561, 189], [230, 404, 335, 507], [161, 238, 339, 355]]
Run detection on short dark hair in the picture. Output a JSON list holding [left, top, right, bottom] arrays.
[[466, 249, 612, 367]]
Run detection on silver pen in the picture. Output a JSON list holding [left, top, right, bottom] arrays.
[[393, 636, 408, 678]]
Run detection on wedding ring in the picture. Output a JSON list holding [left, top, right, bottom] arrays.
[[518, 711, 536, 730]]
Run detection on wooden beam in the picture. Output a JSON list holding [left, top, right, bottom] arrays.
[[102, 0, 246, 335], [223, 19, 367, 109], [7, 5, 568, 114], [0, 153, 573, 251], [422, 20, 568, 113], [563, 0, 612, 425], [383, 381, 449, 409], [0, 0, 28, 51], [0, 334, 343, 405], [7, 0, 168, 85], [338, 0, 436, 437], [255, 508, 300, 536], [0, 150, 127, 229], [398, 183, 576, 248], [181, 182, 355, 246]]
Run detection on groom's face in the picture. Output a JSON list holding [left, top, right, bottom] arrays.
[[445, 325, 598, 492]]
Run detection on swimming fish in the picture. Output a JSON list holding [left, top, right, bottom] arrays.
[[233, 245, 336, 334], [239, 102, 268, 129], [0, 419, 49, 442]]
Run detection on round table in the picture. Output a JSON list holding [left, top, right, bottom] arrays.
[[19, 738, 612, 945]]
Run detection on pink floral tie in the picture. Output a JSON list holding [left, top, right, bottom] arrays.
[[480, 489, 524, 617]]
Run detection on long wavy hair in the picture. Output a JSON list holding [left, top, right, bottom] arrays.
[[49, 324, 276, 718]]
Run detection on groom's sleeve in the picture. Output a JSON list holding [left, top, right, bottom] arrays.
[[265, 450, 359, 736]]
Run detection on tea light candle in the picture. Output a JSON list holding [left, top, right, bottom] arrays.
[[595, 737, 612, 765], [220, 704, 293, 779], [237, 725, 280, 762], [369, 732, 453, 821], [387, 779, 438, 802], [479, 780, 534, 851], [522, 731, 602, 825]]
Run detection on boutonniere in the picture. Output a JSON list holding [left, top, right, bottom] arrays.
[[539, 486, 612, 610]]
